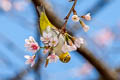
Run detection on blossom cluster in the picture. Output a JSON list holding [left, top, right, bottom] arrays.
[[24, 26, 85, 67], [72, 13, 91, 32], [0, 0, 28, 12]]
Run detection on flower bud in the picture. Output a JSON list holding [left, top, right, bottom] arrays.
[[72, 15, 80, 22], [81, 13, 91, 21], [80, 20, 89, 32]]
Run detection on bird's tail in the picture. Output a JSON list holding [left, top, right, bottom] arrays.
[[37, 6, 53, 35]]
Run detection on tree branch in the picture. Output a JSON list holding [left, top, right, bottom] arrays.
[[61, 0, 77, 31], [77, 46, 117, 80]]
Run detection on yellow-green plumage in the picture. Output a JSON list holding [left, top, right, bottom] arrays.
[[40, 12, 54, 35]]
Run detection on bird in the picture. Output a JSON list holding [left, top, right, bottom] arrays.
[[37, 6, 71, 65]]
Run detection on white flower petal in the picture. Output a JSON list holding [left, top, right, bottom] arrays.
[[69, 45, 77, 51], [29, 36, 35, 42], [75, 37, 84, 48], [31, 61, 35, 67], [47, 33, 52, 38], [47, 26, 51, 32], [62, 42, 71, 53], [72, 15, 80, 22], [55, 56, 59, 60], [49, 36, 58, 47], [40, 37, 44, 41], [43, 48, 49, 54], [75, 41, 80, 48], [25, 39, 30, 44], [82, 13, 91, 21], [24, 55, 31, 59], [49, 59, 53, 63], [24, 44, 30, 47], [43, 31, 48, 37], [85, 13, 91, 19], [25, 60, 31, 64], [79, 38, 84, 44], [25, 36, 39, 53], [47, 56, 51, 59], [47, 53, 59, 63], [83, 25, 89, 32]]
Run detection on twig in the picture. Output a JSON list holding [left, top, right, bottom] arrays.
[[61, 0, 77, 32]]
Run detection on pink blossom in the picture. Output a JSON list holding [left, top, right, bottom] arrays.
[[47, 53, 59, 63], [1, 0, 12, 11], [70, 63, 93, 77], [79, 63, 93, 75], [43, 47, 50, 54], [24, 36, 39, 53], [80, 20, 89, 32], [83, 25, 89, 32], [69, 44, 77, 51], [62, 42, 76, 53], [49, 37, 58, 47], [74, 37, 84, 48], [67, 39, 77, 51], [72, 15, 80, 22], [24, 55, 36, 67], [62, 42, 71, 53], [40, 31, 52, 44], [81, 13, 91, 21], [94, 28, 114, 46], [13, 1, 28, 11]]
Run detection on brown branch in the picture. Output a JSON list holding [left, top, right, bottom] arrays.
[[77, 46, 118, 80], [32, 0, 64, 29], [10, 57, 42, 80], [61, 0, 77, 32], [32, 0, 118, 80]]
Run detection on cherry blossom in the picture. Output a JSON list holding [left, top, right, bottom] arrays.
[[67, 39, 77, 51], [49, 37, 58, 47], [72, 15, 80, 22], [1, 0, 12, 11], [68, 39, 73, 46], [46, 26, 51, 32], [83, 25, 89, 32], [24, 55, 36, 67], [69, 44, 77, 51], [62, 42, 76, 53], [43, 47, 50, 54], [24, 36, 39, 53], [13, 1, 28, 11], [40, 31, 52, 44], [80, 20, 89, 32], [81, 13, 91, 21], [74, 37, 84, 48], [94, 28, 114, 46], [47, 53, 59, 63], [62, 42, 70, 53]]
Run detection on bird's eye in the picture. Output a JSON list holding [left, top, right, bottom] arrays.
[[63, 57, 67, 62], [62, 55, 71, 63]]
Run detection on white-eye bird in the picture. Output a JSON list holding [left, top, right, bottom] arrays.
[[37, 6, 71, 64]]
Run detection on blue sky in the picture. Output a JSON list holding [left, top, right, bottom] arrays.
[[0, 0, 120, 80]]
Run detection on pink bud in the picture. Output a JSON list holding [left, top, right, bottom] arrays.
[[81, 13, 91, 21]]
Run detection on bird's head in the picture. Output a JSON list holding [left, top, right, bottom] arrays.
[[59, 52, 71, 63]]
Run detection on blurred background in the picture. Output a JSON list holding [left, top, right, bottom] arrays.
[[0, 0, 120, 80]]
